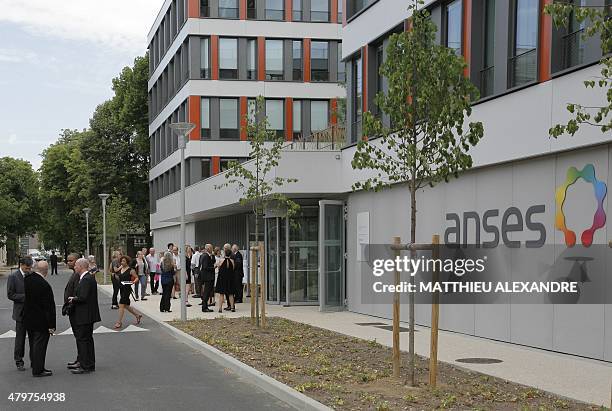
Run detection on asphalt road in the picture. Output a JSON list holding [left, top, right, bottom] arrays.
[[0, 268, 292, 411]]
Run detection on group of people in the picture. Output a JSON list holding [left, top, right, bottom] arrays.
[[138, 243, 245, 314], [6, 254, 101, 377]]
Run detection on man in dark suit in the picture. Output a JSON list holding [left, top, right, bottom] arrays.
[[63, 253, 80, 369], [199, 244, 215, 313], [231, 245, 244, 304], [23, 261, 55, 377], [7, 256, 33, 371], [49, 251, 58, 275], [67, 258, 101, 374]]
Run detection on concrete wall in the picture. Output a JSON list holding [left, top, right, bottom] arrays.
[[152, 223, 196, 253], [346, 143, 612, 361]]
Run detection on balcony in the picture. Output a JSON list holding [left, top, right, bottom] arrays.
[[285, 123, 346, 151], [562, 29, 585, 70]]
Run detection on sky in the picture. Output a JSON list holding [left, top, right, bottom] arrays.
[[0, 0, 163, 170]]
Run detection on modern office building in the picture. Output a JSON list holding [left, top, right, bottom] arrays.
[[149, 0, 611, 361]]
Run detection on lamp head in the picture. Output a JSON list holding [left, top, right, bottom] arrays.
[[170, 122, 196, 149]]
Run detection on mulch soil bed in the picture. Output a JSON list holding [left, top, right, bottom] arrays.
[[171, 317, 601, 410]]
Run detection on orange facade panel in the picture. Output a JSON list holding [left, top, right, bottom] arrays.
[[539, 0, 552, 82], [303, 39, 311, 82], [285, 98, 293, 141], [211, 35, 219, 80], [212, 156, 220, 175], [188, 96, 201, 140], [240, 96, 248, 141], [258, 37, 266, 81], [187, 0, 200, 18], [285, 0, 292, 21], [240, 0, 247, 19], [462, 0, 472, 77], [331, 0, 338, 23]]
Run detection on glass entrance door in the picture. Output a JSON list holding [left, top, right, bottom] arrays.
[[319, 201, 345, 311]]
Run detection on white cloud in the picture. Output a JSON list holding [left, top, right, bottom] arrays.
[[0, 48, 38, 63], [0, 0, 162, 53], [7, 133, 17, 145]]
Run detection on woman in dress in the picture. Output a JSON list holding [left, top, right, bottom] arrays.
[[184, 246, 193, 307], [159, 252, 175, 313], [215, 244, 235, 313], [114, 256, 143, 329], [134, 251, 148, 301]]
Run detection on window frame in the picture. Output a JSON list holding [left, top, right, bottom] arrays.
[[265, 0, 285, 20], [265, 39, 285, 80], [219, 37, 239, 80], [219, 0, 239, 18], [292, 40, 303, 81], [265, 99, 285, 138], [219, 98, 240, 139], [310, 40, 330, 82]]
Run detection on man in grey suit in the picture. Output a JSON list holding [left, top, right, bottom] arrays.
[[7, 256, 33, 371]]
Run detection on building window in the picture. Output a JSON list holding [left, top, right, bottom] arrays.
[[374, 44, 383, 115], [352, 56, 362, 141], [200, 37, 210, 79], [337, 43, 345, 82], [311, 0, 329, 22], [201, 98, 211, 139], [509, 0, 538, 88], [201, 159, 211, 179], [292, 40, 303, 80], [266, 39, 284, 80], [480, 0, 495, 97], [266, 99, 285, 138], [266, 0, 284, 20], [293, 0, 302, 21], [311, 100, 329, 132], [337, 0, 342, 23], [247, 0, 257, 18], [220, 158, 238, 171], [219, 0, 239, 18], [219, 38, 238, 79], [247, 98, 257, 124], [201, 0, 210, 17], [445, 0, 462, 55], [220, 98, 239, 139], [293, 100, 302, 139], [311, 41, 329, 81], [563, 0, 586, 69], [247, 39, 257, 80]]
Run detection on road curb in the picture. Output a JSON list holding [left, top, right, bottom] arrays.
[[98, 285, 330, 411], [158, 321, 332, 411]]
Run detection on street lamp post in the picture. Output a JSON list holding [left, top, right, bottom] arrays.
[[98, 194, 110, 285], [170, 122, 195, 322], [83, 207, 91, 257]]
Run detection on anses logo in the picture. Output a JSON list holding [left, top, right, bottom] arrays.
[[555, 164, 607, 247]]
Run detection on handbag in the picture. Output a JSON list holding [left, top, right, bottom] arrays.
[[61, 301, 74, 316]]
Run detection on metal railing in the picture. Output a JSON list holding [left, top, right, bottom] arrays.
[[480, 66, 494, 98], [508, 48, 537, 88], [562, 29, 585, 69], [284, 123, 346, 151]]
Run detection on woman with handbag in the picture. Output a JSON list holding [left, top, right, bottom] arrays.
[[113, 256, 143, 329], [160, 252, 175, 313], [215, 244, 236, 313]]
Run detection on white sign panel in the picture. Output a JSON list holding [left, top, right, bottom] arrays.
[[356, 212, 370, 262]]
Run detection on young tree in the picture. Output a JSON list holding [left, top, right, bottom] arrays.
[[546, 1, 611, 136], [216, 96, 299, 326], [0, 157, 40, 265], [351, 0, 484, 385]]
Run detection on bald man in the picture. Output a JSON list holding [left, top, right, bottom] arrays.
[[23, 261, 55, 377], [67, 258, 101, 374]]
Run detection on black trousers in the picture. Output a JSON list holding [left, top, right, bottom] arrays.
[[235, 276, 244, 303], [111, 275, 119, 305], [201, 280, 214, 308], [193, 268, 202, 296], [160, 280, 174, 312], [73, 323, 95, 370], [27, 329, 50, 375], [150, 272, 158, 293], [14, 320, 26, 366], [51, 264, 58, 275]]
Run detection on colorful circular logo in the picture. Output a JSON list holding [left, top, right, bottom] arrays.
[[555, 164, 607, 247]]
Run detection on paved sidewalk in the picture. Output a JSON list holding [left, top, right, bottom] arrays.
[[99, 285, 612, 407]]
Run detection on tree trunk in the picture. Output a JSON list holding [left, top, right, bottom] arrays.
[[408, 178, 417, 387]]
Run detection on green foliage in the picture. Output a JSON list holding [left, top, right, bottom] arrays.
[[215, 96, 299, 243], [0, 157, 40, 263], [351, 1, 483, 196], [38, 54, 150, 255], [545, 2, 612, 136]]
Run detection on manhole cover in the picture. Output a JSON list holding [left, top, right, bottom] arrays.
[[455, 357, 503, 364], [355, 322, 387, 326], [375, 325, 413, 332]]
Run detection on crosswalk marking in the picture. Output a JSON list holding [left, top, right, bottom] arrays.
[[122, 325, 148, 333], [0, 330, 16, 339], [0, 326, 149, 339]]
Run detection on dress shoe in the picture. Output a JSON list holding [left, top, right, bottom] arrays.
[[16, 364, 26, 371], [67, 362, 81, 370], [202, 308, 212, 312], [70, 368, 94, 374], [141, 298, 148, 301], [67, 360, 78, 366], [33, 370, 52, 378]]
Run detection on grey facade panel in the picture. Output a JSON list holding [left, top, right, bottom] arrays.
[[195, 214, 248, 250], [329, 41, 338, 82], [303, 99, 312, 138], [239, 37, 248, 80], [283, 39, 293, 81], [493, 0, 509, 94], [210, 97, 221, 139]]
